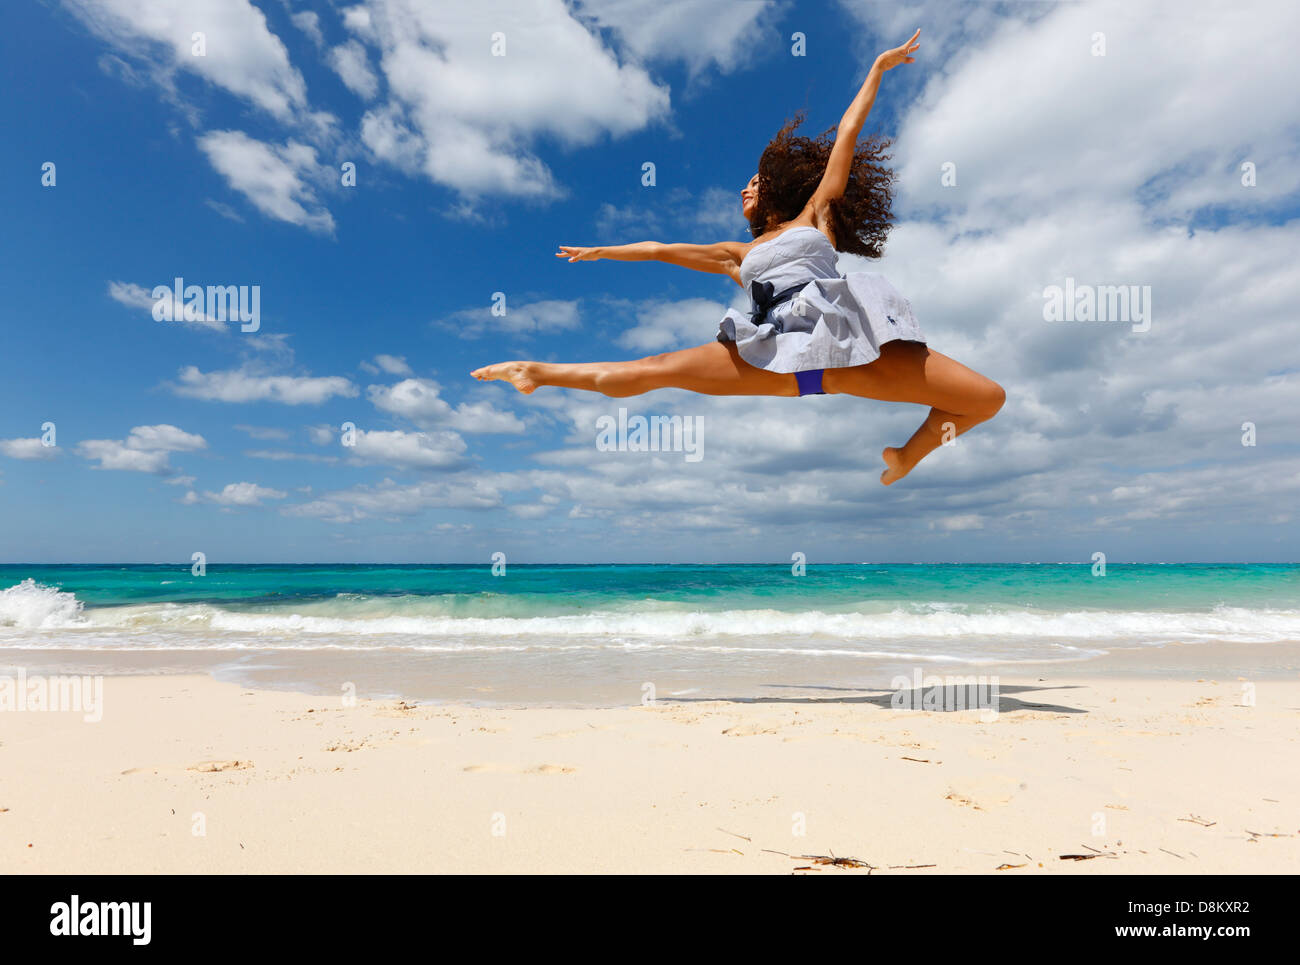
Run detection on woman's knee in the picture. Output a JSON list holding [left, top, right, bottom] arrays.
[[973, 380, 1006, 419]]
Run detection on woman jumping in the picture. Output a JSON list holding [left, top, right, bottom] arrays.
[[472, 29, 1004, 485]]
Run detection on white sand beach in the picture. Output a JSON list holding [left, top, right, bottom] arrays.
[[2, 671, 1296, 874]]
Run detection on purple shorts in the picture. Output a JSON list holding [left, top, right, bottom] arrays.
[[794, 369, 825, 396]]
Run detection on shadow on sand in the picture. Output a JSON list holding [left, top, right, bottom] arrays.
[[664, 682, 1088, 715]]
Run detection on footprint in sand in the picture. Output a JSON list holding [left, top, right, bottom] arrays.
[[945, 775, 1018, 810], [462, 763, 575, 775], [187, 760, 254, 773], [324, 739, 368, 752], [121, 760, 254, 775]]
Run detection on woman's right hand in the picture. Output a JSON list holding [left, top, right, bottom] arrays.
[[556, 245, 602, 262], [876, 29, 920, 71]]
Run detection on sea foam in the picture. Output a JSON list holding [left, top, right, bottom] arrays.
[[0, 580, 85, 629]]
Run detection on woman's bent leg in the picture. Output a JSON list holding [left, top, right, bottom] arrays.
[[823, 341, 1005, 484]]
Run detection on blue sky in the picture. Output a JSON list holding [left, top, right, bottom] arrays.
[[2, 0, 1297, 564]]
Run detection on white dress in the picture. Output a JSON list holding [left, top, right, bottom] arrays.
[[716, 225, 927, 373]]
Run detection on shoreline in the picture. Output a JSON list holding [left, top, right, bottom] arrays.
[[2, 638, 1298, 709], [2, 669, 1297, 873]]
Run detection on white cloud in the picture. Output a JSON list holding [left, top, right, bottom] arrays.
[[366, 378, 526, 433], [307, 424, 335, 445], [284, 475, 513, 522], [74, 423, 207, 475], [183, 481, 287, 506], [569, 0, 775, 79], [0, 438, 58, 461], [197, 130, 335, 233], [617, 297, 731, 352], [931, 513, 985, 532], [106, 280, 153, 310], [345, 428, 468, 469], [375, 354, 412, 375], [245, 449, 337, 464], [440, 298, 581, 338], [291, 10, 324, 48], [204, 199, 245, 222], [125, 424, 207, 452], [884, 1, 1300, 223], [359, 354, 413, 376], [64, 0, 313, 122], [172, 365, 357, 405], [107, 280, 226, 332], [329, 39, 379, 99], [77, 440, 173, 473], [592, 185, 751, 240], [350, 0, 671, 198], [234, 424, 290, 441]]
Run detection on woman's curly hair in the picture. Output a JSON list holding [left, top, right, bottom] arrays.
[[747, 109, 895, 259]]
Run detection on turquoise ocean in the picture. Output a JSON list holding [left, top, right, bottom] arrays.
[[2, 564, 1298, 701]]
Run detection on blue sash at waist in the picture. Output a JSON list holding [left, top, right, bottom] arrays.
[[748, 279, 807, 332]]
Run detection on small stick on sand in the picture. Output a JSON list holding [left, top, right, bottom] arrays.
[[794, 853, 875, 870], [716, 827, 752, 842]]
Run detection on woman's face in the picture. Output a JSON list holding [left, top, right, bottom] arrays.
[[741, 174, 759, 219]]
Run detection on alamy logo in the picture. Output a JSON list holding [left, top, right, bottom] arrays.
[[0, 670, 103, 722], [891, 670, 1000, 721], [152, 276, 260, 331], [596, 407, 704, 462], [1042, 277, 1151, 333], [50, 896, 151, 945]]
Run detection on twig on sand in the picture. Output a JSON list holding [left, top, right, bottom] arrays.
[[1060, 847, 1118, 861], [716, 827, 752, 842], [688, 847, 744, 855], [1159, 847, 1185, 859], [794, 852, 876, 870], [1179, 814, 1216, 827]]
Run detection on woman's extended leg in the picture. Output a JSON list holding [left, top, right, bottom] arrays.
[[472, 342, 800, 397], [822, 340, 1005, 484]]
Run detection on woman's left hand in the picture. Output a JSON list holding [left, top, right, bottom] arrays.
[[876, 29, 920, 71]]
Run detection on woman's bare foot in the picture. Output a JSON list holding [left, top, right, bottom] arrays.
[[471, 361, 538, 394], [880, 445, 916, 486]]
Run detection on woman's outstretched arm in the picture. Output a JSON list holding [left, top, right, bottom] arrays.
[[807, 28, 921, 209], [556, 242, 745, 284]]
